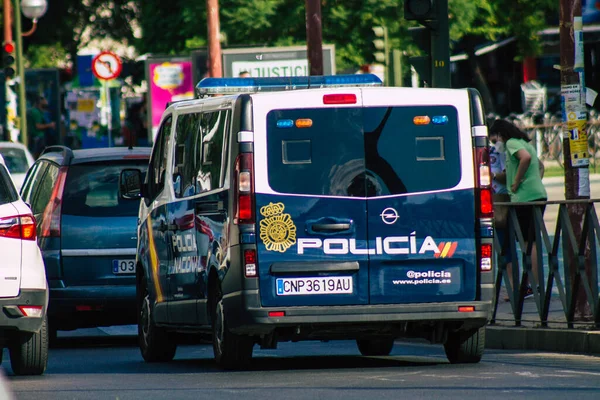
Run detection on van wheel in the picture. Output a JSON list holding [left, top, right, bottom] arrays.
[[444, 326, 485, 364], [139, 279, 176, 362], [356, 338, 395, 356], [212, 285, 253, 369], [9, 316, 48, 375]]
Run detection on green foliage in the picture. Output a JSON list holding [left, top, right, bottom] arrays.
[[24, 43, 69, 68], [16, 0, 559, 74]]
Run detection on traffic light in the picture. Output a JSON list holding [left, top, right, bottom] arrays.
[[404, 0, 450, 88], [372, 26, 387, 64], [3, 42, 16, 79], [404, 0, 437, 22], [372, 26, 388, 84]]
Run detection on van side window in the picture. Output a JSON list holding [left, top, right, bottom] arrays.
[[147, 116, 172, 200], [174, 112, 203, 198], [197, 110, 228, 193]]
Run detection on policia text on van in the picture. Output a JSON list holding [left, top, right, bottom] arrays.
[[120, 74, 495, 369]]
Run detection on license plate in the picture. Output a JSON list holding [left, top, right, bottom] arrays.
[[276, 276, 352, 296], [112, 259, 136, 274]]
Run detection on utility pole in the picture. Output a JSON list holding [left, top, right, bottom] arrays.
[[305, 0, 323, 76], [14, 0, 28, 147], [206, 0, 222, 78], [560, 0, 590, 320]]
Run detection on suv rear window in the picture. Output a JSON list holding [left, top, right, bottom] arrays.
[[266, 106, 461, 197], [0, 165, 18, 204], [62, 162, 148, 217], [0, 147, 29, 173]]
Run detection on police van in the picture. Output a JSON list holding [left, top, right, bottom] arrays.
[[120, 74, 494, 369]]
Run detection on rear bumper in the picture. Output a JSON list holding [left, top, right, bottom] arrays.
[[48, 282, 136, 329], [0, 289, 48, 335], [224, 289, 492, 336]]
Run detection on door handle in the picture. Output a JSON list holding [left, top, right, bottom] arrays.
[[311, 223, 351, 232], [306, 218, 354, 236]]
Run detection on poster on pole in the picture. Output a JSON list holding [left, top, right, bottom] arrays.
[[146, 56, 195, 142], [561, 84, 590, 167]]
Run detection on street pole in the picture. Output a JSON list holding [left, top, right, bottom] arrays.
[[559, 0, 590, 320], [206, 0, 222, 78], [430, 0, 450, 88], [14, 0, 28, 148], [305, 0, 323, 76]]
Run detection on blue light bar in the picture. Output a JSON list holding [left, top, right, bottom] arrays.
[[432, 115, 449, 125], [276, 119, 294, 128], [195, 74, 382, 97]]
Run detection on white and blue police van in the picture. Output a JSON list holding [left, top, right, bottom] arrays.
[[120, 74, 495, 369]]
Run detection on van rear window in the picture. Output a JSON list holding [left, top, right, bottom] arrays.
[[266, 106, 461, 197], [62, 162, 148, 217]]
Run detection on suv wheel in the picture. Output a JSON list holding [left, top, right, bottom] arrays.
[[444, 326, 485, 364], [138, 279, 176, 362], [356, 338, 395, 356], [211, 284, 253, 369], [9, 316, 48, 375]]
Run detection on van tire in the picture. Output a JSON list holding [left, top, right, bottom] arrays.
[[139, 279, 176, 362], [9, 316, 48, 375], [444, 326, 485, 364], [212, 285, 253, 369], [356, 338, 395, 356]]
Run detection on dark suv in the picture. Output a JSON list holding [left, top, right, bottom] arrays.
[[20, 146, 150, 339]]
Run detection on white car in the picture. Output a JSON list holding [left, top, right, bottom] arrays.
[[0, 142, 35, 192], [0, 154, 48, 376]]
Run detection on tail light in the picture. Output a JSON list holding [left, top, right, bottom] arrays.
[[474, 147, 493, 219], [480, 243, 492, 271], [40, 166, 68, 238], [234, 153, 255, 224], [244, 249, 257, 277], [0, 214, 37, 241], [18, 305, 43, 317]]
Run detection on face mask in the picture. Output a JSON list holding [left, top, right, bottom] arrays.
[[494, 141, 505, 154]]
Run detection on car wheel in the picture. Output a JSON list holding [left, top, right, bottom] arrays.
[[356, 338, 395, 356], [211, 284, 253, 369], [138, 279, 176, 362], [9, 316, 48, 376], [444, 326, 486, 364]]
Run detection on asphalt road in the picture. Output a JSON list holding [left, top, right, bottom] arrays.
[[3, 336, 600, 400]]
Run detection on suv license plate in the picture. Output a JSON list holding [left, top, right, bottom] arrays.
[[112, 259, 136, 275], [276, 276, 352, 296]]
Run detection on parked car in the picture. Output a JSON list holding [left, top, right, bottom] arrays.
[[0, 154, 48, 376], [0, 142, 35, 192], [19, 145, 150, 340]]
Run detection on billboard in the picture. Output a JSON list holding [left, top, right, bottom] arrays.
[[222, 45, 336, 78], [146, 57, 195, 142]]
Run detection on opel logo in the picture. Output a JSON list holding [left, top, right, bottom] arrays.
[[380, 207, 399, 225]]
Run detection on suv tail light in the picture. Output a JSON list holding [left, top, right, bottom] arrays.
[[0, 214, 37, 241], [40, 166, 68, 238], [234, 153, 255, 224], [474, 147, 493, 219]]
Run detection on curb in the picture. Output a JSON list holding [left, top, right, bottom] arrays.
[[486, 326, 600, 354]]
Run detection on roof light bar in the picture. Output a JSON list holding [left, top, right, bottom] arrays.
[[196, 74, 382, 97]]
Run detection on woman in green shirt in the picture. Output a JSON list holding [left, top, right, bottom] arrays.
[[490, 119, 547, 299]]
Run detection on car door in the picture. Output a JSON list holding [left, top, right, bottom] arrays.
[[254, 94, 369, 308], [0, 164, 22, 297], [362, 105, 478, 304], [141, 115, 173, 322]]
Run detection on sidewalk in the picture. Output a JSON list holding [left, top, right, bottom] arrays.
[[486, 291, 600, 354]]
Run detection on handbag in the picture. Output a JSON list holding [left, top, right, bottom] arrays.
[[493, 193, 511, 230]]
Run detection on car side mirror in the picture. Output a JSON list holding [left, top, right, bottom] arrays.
[[120, 168, 144, 199]]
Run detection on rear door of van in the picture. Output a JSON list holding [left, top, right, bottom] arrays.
[[253, 89, 369, 307], [361, 89, 478, 304]]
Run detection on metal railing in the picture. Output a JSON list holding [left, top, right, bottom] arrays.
[[491, 199, 600, 329]]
